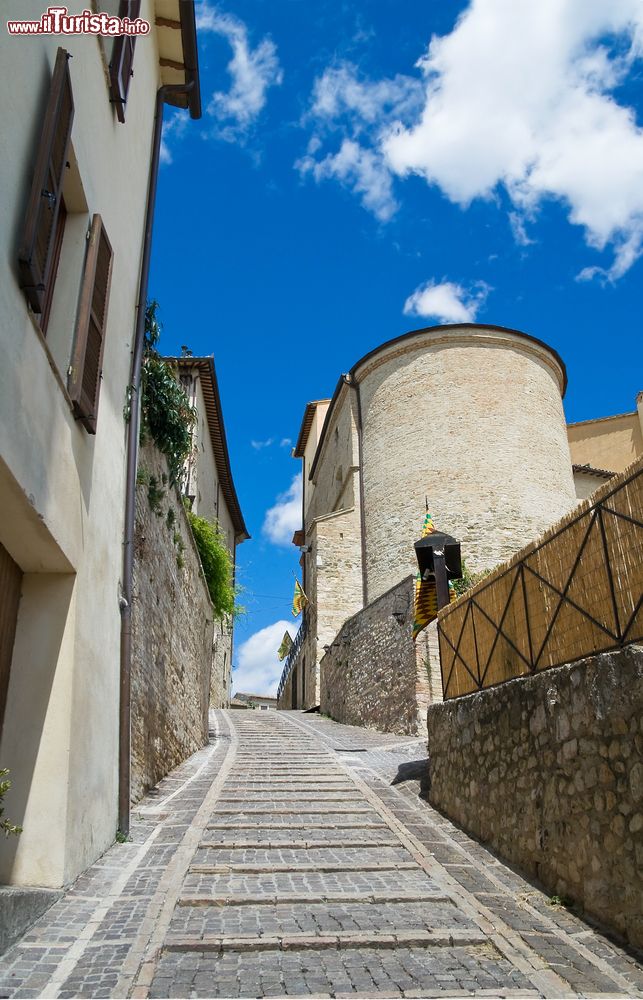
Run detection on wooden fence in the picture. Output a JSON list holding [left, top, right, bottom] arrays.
[[438, 457, 643, 699]]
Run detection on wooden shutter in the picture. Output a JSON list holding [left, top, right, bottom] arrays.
[[68, 215, 114, 434], [18, 48, 74, 313], [109, 0, 141, 123]]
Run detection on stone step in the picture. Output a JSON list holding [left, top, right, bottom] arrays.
[[212, 807, 375, 814], [199, 840, 401, 849], [188, 862, 419, 874], [163, 928, 487, 952], [204, 821, 389, 830], [177, 891, 449, 908]]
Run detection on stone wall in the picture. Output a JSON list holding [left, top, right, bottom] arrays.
[[320, 576, 432, 735], [427, 645, 643, 949], [131, 441, 213, 803]]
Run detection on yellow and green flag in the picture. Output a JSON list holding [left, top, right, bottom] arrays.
[[412, 509, 456, 641], [277, 631, 293, 661], [291, 578, 308, 618], [421, 510, 435, 537]]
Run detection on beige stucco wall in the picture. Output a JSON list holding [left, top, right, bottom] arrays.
[[568, 404, 643, 475], [0, 1, 162, 887], [356, 327, 577, 602], [573, 470, 613, 501]]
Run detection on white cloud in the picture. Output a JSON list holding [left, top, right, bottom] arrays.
[[160, 110, 188, 165], [403, 279, 491, 324], [251, 437, 274, 450], [234, 620, 296, 697], [296, 63, 421, 219], [262, 475, 302, 546], [280, 438, 292, 448], [300, 2, 643, 277], [308, 63, 422, 128], [296, 139, 397, 221], [197, 4, 283, 140]]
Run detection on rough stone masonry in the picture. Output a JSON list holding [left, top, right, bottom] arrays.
[[427, 643, 643, 950], [131, 440, 213, 803]]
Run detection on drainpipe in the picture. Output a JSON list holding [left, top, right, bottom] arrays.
[[346, 375, 368, 606], [119, 80, 195, 836]]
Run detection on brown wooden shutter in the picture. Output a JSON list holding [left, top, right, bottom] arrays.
[[109, 0, 141, 123], [18, 47, 74, 313], [68, 215, 114, 435]]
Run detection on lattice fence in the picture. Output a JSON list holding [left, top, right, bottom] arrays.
[[438, 458, 643, 699]]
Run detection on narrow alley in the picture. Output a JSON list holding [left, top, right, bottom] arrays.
[[1, 711, 642, 999]]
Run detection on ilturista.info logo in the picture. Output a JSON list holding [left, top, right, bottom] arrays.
[[7, 6, 151, 35]]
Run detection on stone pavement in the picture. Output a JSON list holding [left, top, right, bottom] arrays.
[[1, 710, 642, 999]]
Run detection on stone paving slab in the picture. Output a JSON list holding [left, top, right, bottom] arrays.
[[0, 709, 642, 999]]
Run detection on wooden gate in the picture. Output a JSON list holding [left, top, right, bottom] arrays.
[[438, 460, 643, 699]]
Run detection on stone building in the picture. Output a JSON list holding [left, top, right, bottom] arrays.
[[568, 391, 643, 499], [168, 355, 249, 707], [0, 0, 200, 895], [280, 323, 580, 710], [129, 353, 248, 803]]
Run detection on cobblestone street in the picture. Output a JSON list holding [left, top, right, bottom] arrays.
[[1, 710, 642, 999]]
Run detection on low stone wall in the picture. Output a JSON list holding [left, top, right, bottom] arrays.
[[131, 441, 213, 803], [427, 645, 643, 949], [320, 576, 432, 735]]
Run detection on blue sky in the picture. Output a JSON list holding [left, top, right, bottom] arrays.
[[150, 0, 643, 695]]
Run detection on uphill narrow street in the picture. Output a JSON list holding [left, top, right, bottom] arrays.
[[1, 711, 642, 999]]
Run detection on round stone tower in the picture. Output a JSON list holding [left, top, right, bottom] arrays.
[[352, 324, 577, 603]]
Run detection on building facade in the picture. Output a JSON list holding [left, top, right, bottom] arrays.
[[568, 391, 643, 498], [171, 356, 249, 707], [0, 1, 200, 888], [280, 323, 579, 710]]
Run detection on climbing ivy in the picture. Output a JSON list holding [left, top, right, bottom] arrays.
[[140, 301, 196, 487], [187, 512, 237, 620]]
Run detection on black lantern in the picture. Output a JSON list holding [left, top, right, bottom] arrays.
[[414, 530, 462, 610]]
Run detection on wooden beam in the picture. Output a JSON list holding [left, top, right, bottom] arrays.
[[155, 16, 181, 29], [159, 57, 185, 71]]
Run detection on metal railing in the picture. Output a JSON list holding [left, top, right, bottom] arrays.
[[438, 459, 643, 700], [277, 614, 308, 701]]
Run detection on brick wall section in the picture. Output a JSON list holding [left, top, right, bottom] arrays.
[[427, 645, 643, 949], [131, 441, 213, 804], [320, 576, 432, 735]]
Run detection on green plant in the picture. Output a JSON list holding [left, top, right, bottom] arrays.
[[115, 830, 129, 844], [549, 894, 574, 909], [140, 301, 196, 487], [147, 475, 165, 515], [0, 770, 22, 838], [452, 559, 493, 598], [188, 512, 236, 620]]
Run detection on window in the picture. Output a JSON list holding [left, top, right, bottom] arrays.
[[67, 215, 114, 434], [108, 0, 142, 123], [18, 48, 74, 319]]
